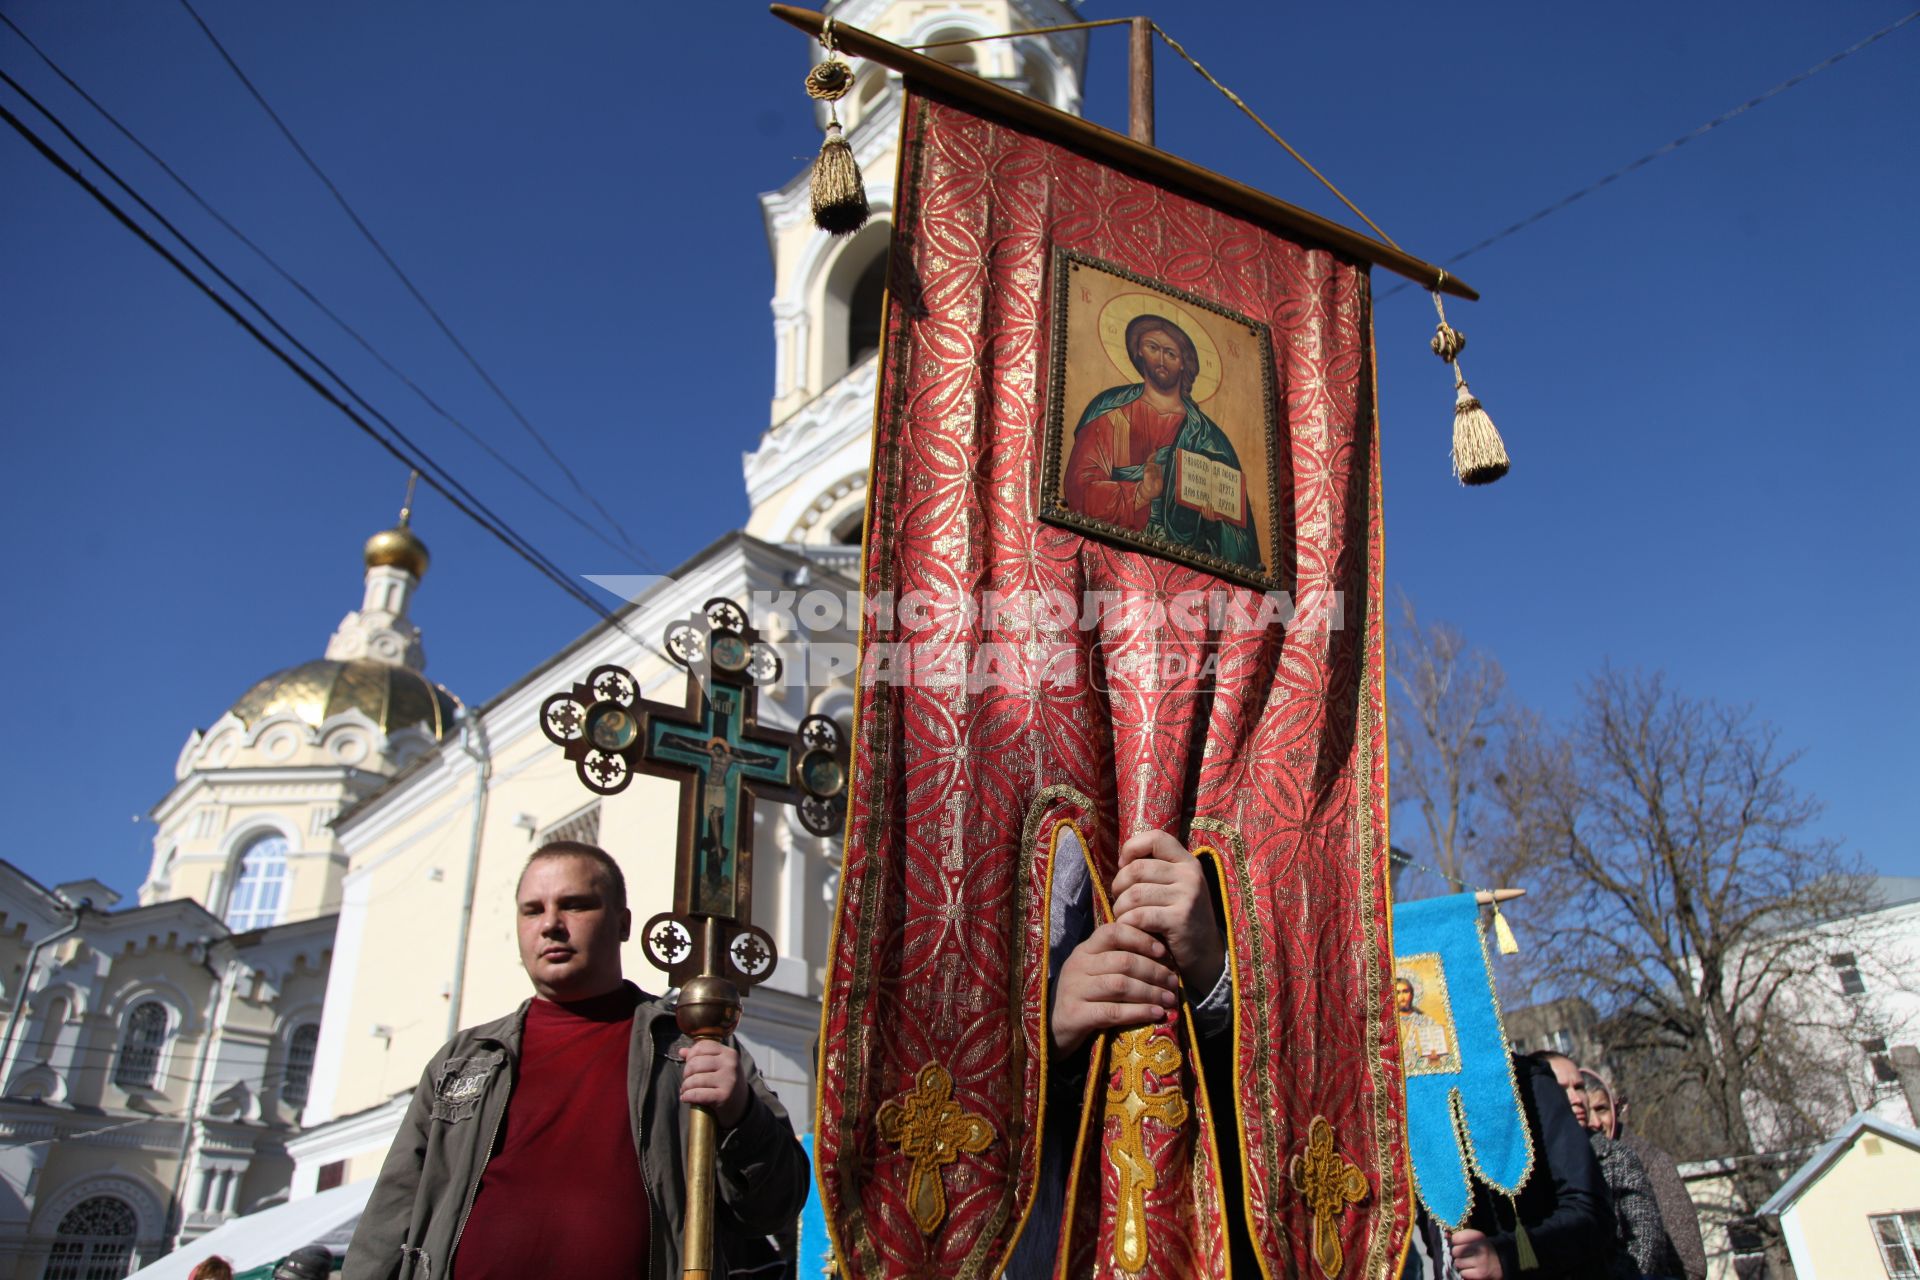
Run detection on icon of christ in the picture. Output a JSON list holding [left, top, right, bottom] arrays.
[[1062, 313, 1264, 575]]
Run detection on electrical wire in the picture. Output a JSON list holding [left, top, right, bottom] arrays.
[[1379, 7, 1920, 299], [172, 0, 658, 571], [0, 11, 654, 575], [0, 70, 589, 619], [0, 82, 661, 658]]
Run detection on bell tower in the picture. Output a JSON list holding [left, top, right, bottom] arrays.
[[742, 0, 1086, 554], [325, 481, 431, 669]]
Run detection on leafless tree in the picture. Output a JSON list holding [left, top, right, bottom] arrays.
[[1387, 596, 1510, 894], [1490, 666, 1907, 1211]]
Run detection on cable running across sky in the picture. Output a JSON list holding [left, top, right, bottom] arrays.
[[173, 0, 660, 572], [0, 87, 664, 660], [1380, 7, 1920, 298], [0, 11, 657, 576]]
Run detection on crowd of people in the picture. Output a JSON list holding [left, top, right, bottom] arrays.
[[1403, 1049, 1707, 1280], [201, 833, 1711, 1279]]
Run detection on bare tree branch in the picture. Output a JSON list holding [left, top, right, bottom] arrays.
[[1486, 665, 1907, 1210]]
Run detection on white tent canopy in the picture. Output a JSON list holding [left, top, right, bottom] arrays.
[[130, 1181, 372, 1279]]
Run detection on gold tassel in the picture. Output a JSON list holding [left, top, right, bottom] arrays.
[[1430, 280, 1510, 485], [810, 122, 869, 236], [805, 21, 869, 237], [1491, 903, 1520, 955], [1513, 1213, 1539, 1271], [1449, 366, 1510, 486]]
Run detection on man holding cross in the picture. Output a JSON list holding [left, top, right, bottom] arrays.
[[344, 840, 808, 1280]]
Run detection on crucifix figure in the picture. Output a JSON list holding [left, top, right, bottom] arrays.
[[539, 596, 847, 1278], [648, 680, 795, 919]]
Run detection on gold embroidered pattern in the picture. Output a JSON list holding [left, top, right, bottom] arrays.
[[1104, 1026, 1191, 1272], [1289, 1116, 1369, 1279], [876, 1062, 994, 1236]]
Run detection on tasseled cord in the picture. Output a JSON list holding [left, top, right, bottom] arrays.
[[805, 20, 869, 237], [1429, 277, 1510, 485], [1513, 1209, 1540, 1271], [1490, 903, 1520, 955]]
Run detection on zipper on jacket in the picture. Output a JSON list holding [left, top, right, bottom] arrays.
[[638, 1014, 658, 1280], [447, 1059, 512, 1268]]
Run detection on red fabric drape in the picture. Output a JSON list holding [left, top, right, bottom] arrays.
[[815, 90, 1405, 1279]]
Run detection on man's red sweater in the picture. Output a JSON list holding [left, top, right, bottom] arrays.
[[452, 986, 650, 1278]]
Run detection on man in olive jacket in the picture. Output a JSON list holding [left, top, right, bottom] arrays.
[[343, 841, 808, 1280]]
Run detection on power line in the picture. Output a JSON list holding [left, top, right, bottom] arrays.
[[0, 70, 584, 614], [1381, 7, 1920, 300], [0, 11, 655, 575], [173, 0, 658, 571], [2, 22, 647, 574], [0, 83, 658, 657]]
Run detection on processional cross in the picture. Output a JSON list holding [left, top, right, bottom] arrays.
[[540, 597, 847, 1279]]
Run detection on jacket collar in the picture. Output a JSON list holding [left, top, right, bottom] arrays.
[[462, 979, 678, 1059]]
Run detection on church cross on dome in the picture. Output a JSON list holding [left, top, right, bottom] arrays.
[[325, 470, 431, 670]]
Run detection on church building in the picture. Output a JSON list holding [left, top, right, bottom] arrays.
[[1, 2, 1086, 1271], [0, 504, 455, 1276], [285, 0, 1085, 1195]]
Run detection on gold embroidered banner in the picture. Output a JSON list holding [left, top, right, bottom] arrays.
[[814, 83, 1406, 1279]]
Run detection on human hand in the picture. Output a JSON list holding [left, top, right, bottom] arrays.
[[1113, 830, 1225, 996], [1141, 457, 1165, 501], [1449, 1228, 1504, 1280], [679, 1039, 750, 1128], [1051, 921, 1180, 1055]]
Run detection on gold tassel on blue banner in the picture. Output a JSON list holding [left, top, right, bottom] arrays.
[[1491, 903, 1520, 955]]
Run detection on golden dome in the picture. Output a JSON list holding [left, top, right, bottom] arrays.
[[226, 659, 459, 740], [364, 524, 430, 578]]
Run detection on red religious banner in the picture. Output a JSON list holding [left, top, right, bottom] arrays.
[[812, 57, 1411, 1280]]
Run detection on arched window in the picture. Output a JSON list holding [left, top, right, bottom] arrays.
[[847, 252, 888, 368], [1021, 51, 1056, 108], [819, 221, 892, 388], [113, 1002, 168, 1091], [830, 507, 866, 546], [42, 1195, 137, 1280], [34, 996, 68, 1058], [224, 833, 289, 930], [923, 28, 979, 75], [282, 1023, 320, 1109]]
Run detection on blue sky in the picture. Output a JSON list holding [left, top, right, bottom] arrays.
[[2, 1, 1915, 898]]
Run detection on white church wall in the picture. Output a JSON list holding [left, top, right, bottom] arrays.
[[285, 0, 1090, 1198], [301, 540, 856, 1182]]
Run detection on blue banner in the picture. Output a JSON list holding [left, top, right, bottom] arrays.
[[1391, 893, 1532, 1228]]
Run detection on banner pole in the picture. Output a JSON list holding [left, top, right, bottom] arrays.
[[1129, 16, 1154, 145], [677, 918, 741, 1280]]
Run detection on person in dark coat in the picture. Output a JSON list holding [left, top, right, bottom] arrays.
[[1591, 1078, 1707, 1280], [1417, 1052, 1618, 1279], [272, 1246, 333, 1280], [1537, 1054, 1681, 1279]]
